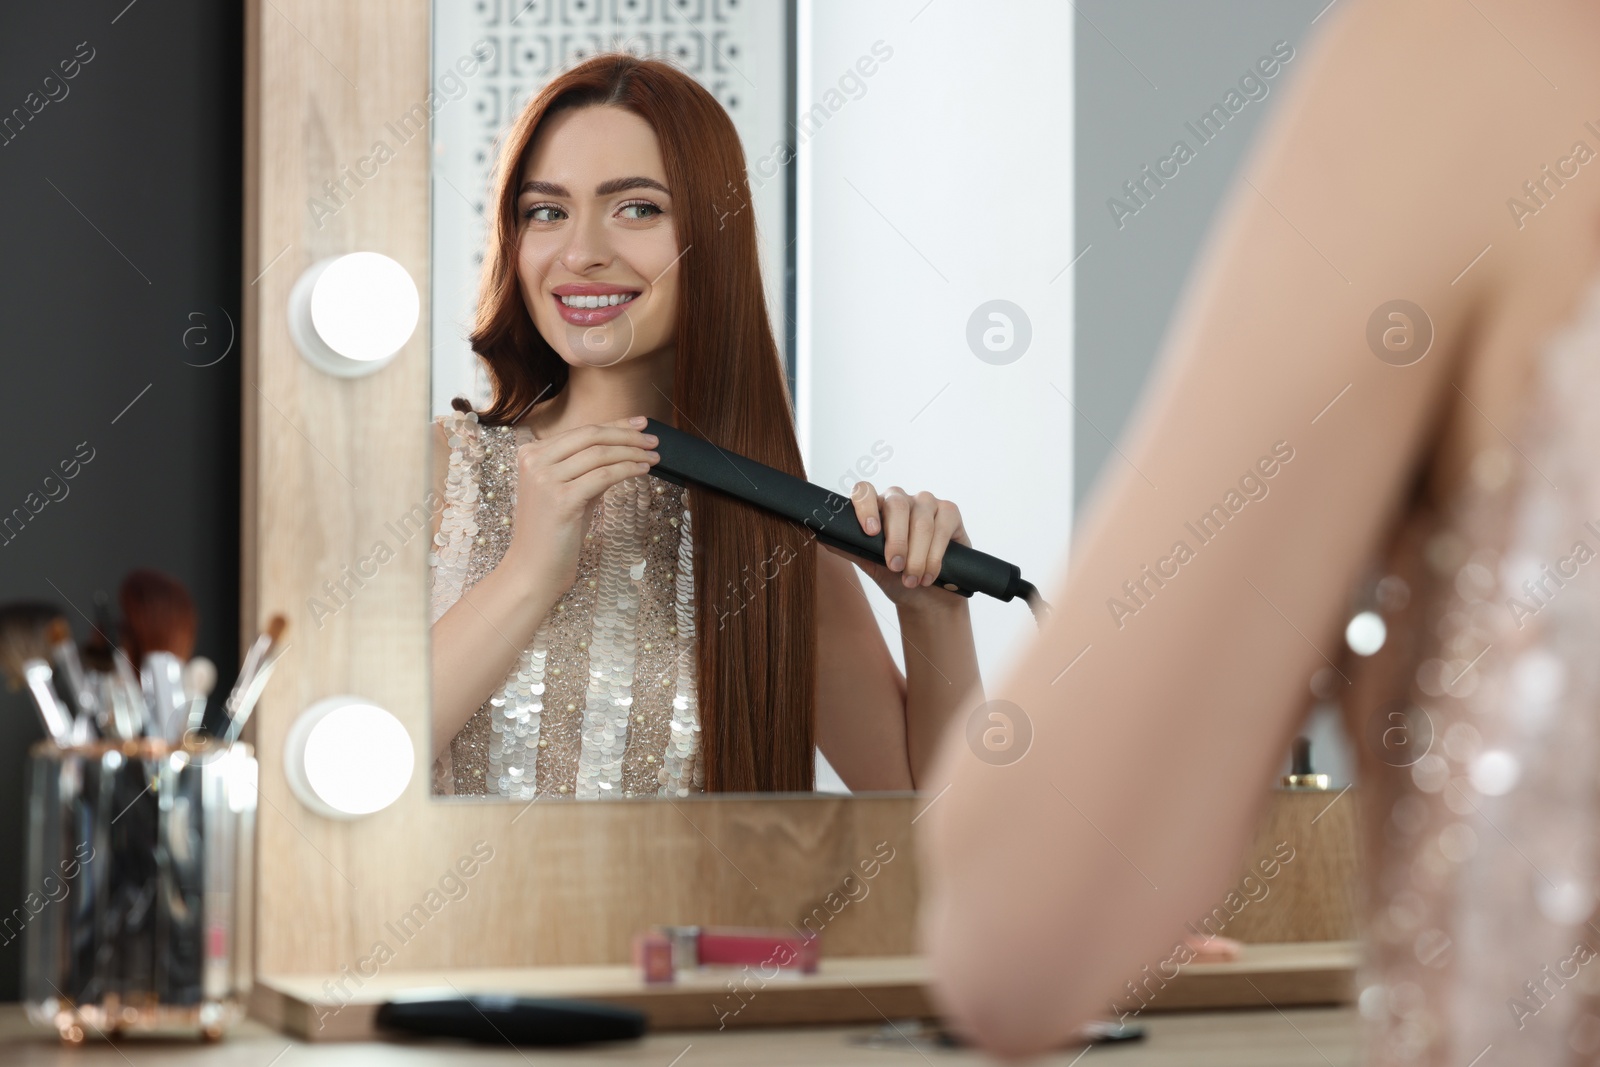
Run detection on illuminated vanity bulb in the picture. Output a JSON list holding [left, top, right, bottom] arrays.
[[285, 696, 414, 819], [288, 252, 420, 377], [1345, 610, 1387, 656], [1469, 749, 1520, 796]]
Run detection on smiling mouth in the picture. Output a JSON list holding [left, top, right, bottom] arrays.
[[557, 292, 638, 308], [552, 290, 640, 327]]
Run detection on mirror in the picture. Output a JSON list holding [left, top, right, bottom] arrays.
[[424, 1, 1072, 800]]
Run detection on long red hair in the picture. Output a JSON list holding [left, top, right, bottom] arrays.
[[467, 54, 815, 792]]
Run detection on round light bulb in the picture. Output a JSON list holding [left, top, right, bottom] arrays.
[[1345, 610, 1387, 656], [286, 696, 413, 819], [288, 252, 419, 377]]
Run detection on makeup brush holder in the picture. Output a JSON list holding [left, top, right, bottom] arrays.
[[20, 739, 257, 1044]]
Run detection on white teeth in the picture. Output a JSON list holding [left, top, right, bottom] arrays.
[[559, 292, 636, 308]]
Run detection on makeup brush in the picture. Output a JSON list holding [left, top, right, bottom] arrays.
[[230, 614, 285, 706], [220, 614, 287, 745], [222, 643, 285, 744], [113, 649, 148, 737], [47, 617, 99, 742], [119, 569, 197, 665], [80, 591, 116, 675], [5, 607, 93, 738], [79, 642, 130, 741], [83, 594, 143, 740], [180, 656, 216, 739], [120, 569, 197, 742], [0, 602, 75, 746], [115, 572, 197, 1008]]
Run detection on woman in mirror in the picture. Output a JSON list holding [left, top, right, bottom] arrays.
[[428, 55, 982, 800]]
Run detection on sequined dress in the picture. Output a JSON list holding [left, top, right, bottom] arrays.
[[429, 409, 705, 800], [1345, 274, 1600, 1064]]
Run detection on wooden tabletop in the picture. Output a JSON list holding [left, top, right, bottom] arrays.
[[0, 1003, 1358, 1065], [250, 944, 1358, 1041]]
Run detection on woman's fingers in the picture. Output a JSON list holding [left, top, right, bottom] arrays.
[[549, 442, 658, 484], [901, 491, 941, 588], [921, 500, 967, 587], [515, 419, 659, 519], [849, 480, 883, 536], [569, 458, 655, 502], [840, 482, 970, 591], [535, 419, 658, 465], [880, 486, 913, 574]]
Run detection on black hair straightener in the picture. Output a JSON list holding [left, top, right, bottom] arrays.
[[643, 418, 1050, 625]]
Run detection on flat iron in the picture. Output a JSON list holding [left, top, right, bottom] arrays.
[[643, 418, 1049, 623]]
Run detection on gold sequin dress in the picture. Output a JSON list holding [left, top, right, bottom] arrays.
[[1345, 275, 1600, 1064], [429, 408, 705, 800]]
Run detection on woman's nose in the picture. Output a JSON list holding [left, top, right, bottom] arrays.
[[559, 209, 612, 273]]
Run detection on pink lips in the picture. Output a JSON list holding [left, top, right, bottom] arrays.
[[551, 286, 640, 327]]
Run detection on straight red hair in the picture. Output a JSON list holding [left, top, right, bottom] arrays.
[[467, 54, 815, 793]]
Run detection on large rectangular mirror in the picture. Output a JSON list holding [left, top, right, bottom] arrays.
[[423, 0, 1073, 801]]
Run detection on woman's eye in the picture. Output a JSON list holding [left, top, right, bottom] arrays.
[[522, 204, 565, 223], [618, 200, 661, 221]]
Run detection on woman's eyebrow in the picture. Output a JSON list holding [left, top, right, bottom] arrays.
[[518, 176, 671, 197], [595, 176, 670, 196]]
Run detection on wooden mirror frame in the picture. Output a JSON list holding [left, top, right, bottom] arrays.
[[240, 0, 922, 990]]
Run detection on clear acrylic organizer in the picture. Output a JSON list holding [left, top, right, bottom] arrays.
[[21, 738, 256, 1044]]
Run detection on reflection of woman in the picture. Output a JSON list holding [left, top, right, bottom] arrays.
[[429, 55, 981, 799], [920, 0, 1600, 1060]]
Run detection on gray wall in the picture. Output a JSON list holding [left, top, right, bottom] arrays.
[[0, 2, 242, 1001], [1074, 0, 1357, 787], [1074, 0, 1327, 507]]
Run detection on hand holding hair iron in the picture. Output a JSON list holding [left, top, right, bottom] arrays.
[[642, 419, 1050, 623]]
